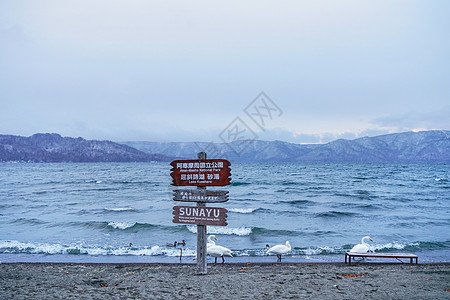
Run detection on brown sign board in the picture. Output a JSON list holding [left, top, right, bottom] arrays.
[[170, 159, 231, 186], [172, 205, 228, 226], [173, 189, 229, 203]]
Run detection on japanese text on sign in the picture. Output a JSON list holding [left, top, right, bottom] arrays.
[[170, 159, 231, 186]]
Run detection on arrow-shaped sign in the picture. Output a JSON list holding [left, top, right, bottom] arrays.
[[172, 205, 228, 226], [170, 159, 231, 186], [173, 189, 229, 203]]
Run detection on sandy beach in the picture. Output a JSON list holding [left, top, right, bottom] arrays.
[[1, 262, 448, 299]]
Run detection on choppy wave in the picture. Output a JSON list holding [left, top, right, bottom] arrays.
[[0, 239, 448, 257], [68, 221, 160, 231], [107, 222, 137, 230], [434, 178, 448, 182], [231, 182, 251, 186], [227, 208, 258, 214], [371, 242, 419, 252], [103, 207, 137, 212], [332, 203, 383, 210], [104, 222, 189, 233], [11, 218, 47, 225], [2, 162, 449, 262], [187, 226, 302, 237], [283, 199, 315, 206], [112, 180, 154, 185], [246, 241, 450, 256], [187, 225, 252, 236], [0, 240, 196, 256], [252, 227, 300, 237], [297, 246, 343, 256], [334, 191, 376, 200], [10, 220, 200, 233], [315, 211, 358, 218], [33, 191, 48, 195], [370, 241, 449, 252], [280, 181, 300, 186], [71, 207, 140, 216]]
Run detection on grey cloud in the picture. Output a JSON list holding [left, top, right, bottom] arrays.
[[372, 107, 450, 131], [255, 128, 389, 144]]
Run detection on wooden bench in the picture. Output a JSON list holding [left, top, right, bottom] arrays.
[[345, 252, 418, 265]]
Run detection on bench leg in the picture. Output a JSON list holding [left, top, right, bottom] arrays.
[[345, 253, 347, 264]]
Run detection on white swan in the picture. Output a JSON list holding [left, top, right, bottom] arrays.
[[194, 235, 220, 261], [207, 244, 233, 263], [266, 241, 291, 261], [207, 235, 217, 247], [350, 236, 373, 253], [206, 235, 232, 263]]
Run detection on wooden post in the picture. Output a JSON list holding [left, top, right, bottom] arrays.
[[196, 152, 207, 275], [170, 152, 230, 273]]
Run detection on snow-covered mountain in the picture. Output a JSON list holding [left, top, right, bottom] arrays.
[[1, 130, 448, 163], [0, 133, 171, 162], [124, 130, 450, 163]]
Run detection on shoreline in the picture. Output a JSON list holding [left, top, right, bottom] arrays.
[[1, 262, 449, 299], [2, 261, 450, 266], [1, 249, 449, 264]]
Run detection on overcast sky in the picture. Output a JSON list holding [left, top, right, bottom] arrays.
[[1, 1, 449, 143]]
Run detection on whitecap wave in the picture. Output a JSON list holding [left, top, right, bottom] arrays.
[[292, 242, 423, 255], [228, 208, 258, 214], [104, 207, 135, 212], [107, 222, 136, 230], [301, 246, 340, 255], [371, 242, 419, 252], [186, 225, 252, 236], [0, 240, 67, 255], [0, 240, 197, 256]]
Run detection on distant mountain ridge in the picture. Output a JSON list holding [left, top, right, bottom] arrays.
[[1, 131, 448, 163], [0, 133, 171, 162], [124, 130, 450, 163]]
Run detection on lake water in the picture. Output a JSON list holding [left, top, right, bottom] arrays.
[[0, 162, 448, 263]]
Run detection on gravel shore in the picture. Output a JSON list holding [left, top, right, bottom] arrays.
[[1, 263, 449, 299]]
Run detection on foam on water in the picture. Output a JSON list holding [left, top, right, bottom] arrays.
[[0, 238, 448, 257], [228, 208, 258, 214], [371, 242, 420, 252], [0, 240, 67, 255], [0, 240, 197, 257], [107, 222, 136, 230], [186, 225, 252, 236], [103, 207, 135, 212]]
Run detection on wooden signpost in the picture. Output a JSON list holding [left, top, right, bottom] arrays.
[[171, 152, 231, 275]]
